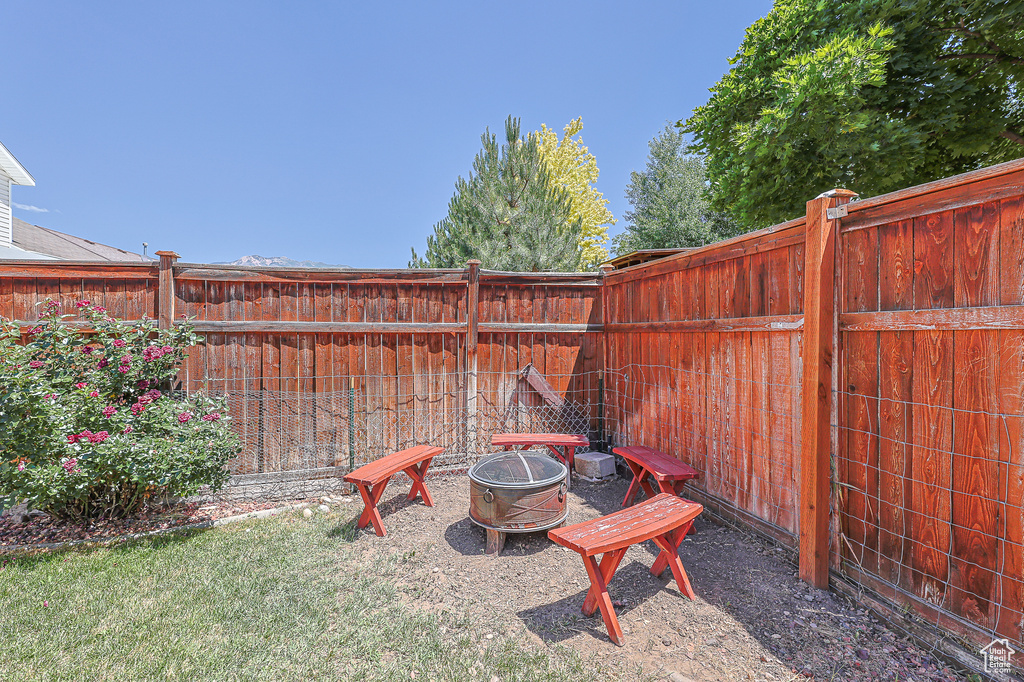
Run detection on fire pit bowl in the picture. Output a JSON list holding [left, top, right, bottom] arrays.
[[468, 450, 568, 555]]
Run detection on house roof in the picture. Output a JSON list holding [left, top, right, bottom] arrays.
[[0, 242, 57, 260], [0, 140, 35, 186], [603, 248, 691, 270], [10, 217, 151, 261]]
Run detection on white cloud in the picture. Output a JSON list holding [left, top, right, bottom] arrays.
[[13, 203, 50, 213]]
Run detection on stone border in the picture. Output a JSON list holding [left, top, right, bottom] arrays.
[[0, 502, 310, 555]]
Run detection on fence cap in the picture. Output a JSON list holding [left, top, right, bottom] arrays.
[[814, 189, 858, 199], [154, 250, 180, 259]]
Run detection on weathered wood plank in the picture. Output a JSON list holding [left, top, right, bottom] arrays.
[[910, 329, 953, 606], [877, 330, 914, 588], [999, 195, 1024, 306], [954, 202, 999, 308], [949, 329, 999, 629], [840, 306, 1024, 331], [913, 212, 954, 310], [996, 330, 1024, 644], [878, 219, 914, 311]]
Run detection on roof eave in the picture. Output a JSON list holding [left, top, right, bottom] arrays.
[[0, 140, 36, 186]]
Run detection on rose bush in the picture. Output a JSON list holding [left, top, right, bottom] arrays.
[[0, 300, 239, 521]]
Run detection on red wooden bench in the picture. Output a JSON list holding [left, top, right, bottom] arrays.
[[548, 493, 703, 645], [614, 445, 698, 508], [343, 444, 444, 537], [491, 433, 589, 470]]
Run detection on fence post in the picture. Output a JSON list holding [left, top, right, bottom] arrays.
[[599, 264, 613, 451], [155, 250, 179, 329], [800, 190, 856, 588], [466, 260, 481, 455]]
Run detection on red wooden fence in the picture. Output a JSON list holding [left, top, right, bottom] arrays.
[[600, 158, 1024, 660], [1, 157, 1022, 660]]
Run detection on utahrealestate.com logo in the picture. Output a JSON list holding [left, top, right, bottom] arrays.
[[981, 638, 1017, 673]]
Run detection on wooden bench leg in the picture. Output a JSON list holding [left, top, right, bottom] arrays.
[[649, 522, 696, 599], [622, 463, 658, 507], [581, 554, 624, 646], [403, 457, 435, 506], [621, 461, 644, 507], [354, 477, 392, 537], [485, 529, 506, 555], [659, 479, 683, 496], [582, 548, 627, 615], [543, 444, 566, 466]]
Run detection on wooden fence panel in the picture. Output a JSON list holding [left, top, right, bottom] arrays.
[[603, 224, 806, 543], [836, 160, 1024, 650]]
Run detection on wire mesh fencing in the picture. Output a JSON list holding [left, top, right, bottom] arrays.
[[833, 387, 1024, 660], [602, 362, 802, 543], [186, 369, 600, 490]]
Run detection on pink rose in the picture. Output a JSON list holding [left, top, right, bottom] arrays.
[[28, 360, 44, 369], [17, 461, 25, 472], [102, 405, 117, 418], [202, 413, 221, 422], [177, 412, 193, 423], [93, 306, 106, 313], [123, 425, 133, 434], [67, 433, 80, 444], [117, 366, 129, 374], [97, 358, 109, 368], [113, 339, 127, 348], [137, 380, 150, 390], [89, 391, 99, 397], [28, 326, 41, 335], [87, 431, 108, 444], [131, 403, 144, 415], [120, 355, 132, 365], [75, 383, 88, 389], [80, 346, 93, 354], [75, 300, 91, 308]]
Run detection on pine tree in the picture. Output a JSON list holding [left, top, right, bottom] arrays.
[[613, 125, 742, 255], [410, 117, 583, 271]]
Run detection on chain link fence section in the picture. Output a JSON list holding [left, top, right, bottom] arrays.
[[188, 369, 601, 499]]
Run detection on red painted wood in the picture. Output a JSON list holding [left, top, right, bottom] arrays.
[[549, 493, 702, 646], [549, 493, 702, 556]]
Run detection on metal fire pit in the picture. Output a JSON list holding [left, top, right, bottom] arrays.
[[468, 450, 568, 555]]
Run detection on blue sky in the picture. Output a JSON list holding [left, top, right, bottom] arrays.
[[4, 1, 772, 268]]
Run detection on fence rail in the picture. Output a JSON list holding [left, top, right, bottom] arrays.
[[3, 157, 1024, 665]]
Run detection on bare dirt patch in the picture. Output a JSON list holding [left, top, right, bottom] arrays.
[[337, 471, 964, 682]]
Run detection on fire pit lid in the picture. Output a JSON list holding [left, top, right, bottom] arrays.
[[468, 450, 566, 489]]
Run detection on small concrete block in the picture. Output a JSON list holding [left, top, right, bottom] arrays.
[[575, 451, 615, 479]]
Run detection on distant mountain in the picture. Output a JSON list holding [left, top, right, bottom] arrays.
[[217, 255, 349, 269]]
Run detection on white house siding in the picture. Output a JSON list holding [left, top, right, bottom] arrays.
[[0, 177, 11, 246]]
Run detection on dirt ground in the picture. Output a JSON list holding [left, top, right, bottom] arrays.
[[339, 471, 966, 682]]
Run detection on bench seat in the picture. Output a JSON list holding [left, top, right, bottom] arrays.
[[614, 445, 698, 507], [548, 493, 703, 645], [343, 444, 444, 537]]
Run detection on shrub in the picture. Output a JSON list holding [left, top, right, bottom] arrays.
[[0, 300, 240, 521]]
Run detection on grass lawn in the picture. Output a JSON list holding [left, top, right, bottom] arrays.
[[0, 512, 595, 682]]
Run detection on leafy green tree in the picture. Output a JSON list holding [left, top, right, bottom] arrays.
[[536, 118, 615, 267], [411, 117, 583, 271], [683, 0, 1024, 227], [613, 124, 742, 255]]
